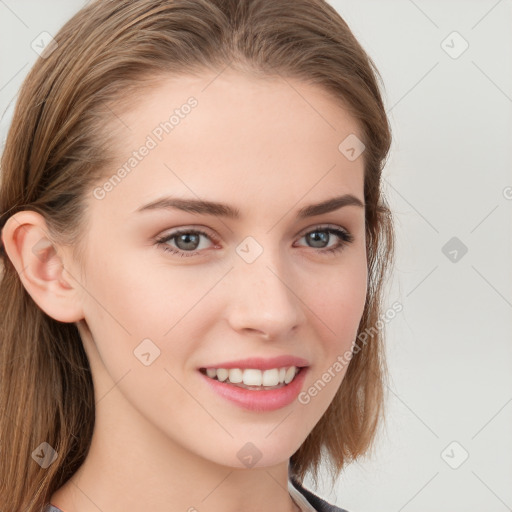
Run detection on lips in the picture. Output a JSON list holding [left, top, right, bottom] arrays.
[[200, 355, 310, 371], [197, 355, 310, 411], [199, 366, 309, 411]]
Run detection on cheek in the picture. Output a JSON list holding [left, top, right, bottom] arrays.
[[82, 246, 202, 331], [295, 256, 367, 428], [79, 249, 222, 376], [78, 252, 206, 418], [306, 252, 368, 344]]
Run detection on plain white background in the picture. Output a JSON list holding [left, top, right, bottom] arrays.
[[1, 1, 511, 511]]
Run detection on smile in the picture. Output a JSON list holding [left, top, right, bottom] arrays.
[[199, 366, 300, 390]]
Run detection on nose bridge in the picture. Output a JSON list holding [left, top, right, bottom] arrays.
[[228, 236, 303, 336]]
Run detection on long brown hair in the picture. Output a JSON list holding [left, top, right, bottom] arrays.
[[0, 0, 394, 509]]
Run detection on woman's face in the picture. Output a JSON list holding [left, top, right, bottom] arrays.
[[73, 70, 367, 469]]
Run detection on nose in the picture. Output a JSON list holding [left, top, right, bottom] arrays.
[[225, 246, 305, 340]]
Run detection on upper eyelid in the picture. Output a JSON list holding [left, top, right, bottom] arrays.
[[157, 225, 218, 243], [297, 223, 350, 236]]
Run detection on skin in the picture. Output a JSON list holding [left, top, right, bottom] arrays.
[[2, 70, 367, 512]]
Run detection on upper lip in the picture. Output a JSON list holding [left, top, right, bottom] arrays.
[[200, 355, 310, 371]]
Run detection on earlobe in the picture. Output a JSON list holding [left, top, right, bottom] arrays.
[[1, 211, 84, 323]]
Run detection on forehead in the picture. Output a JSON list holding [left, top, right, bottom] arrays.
[[96, 71, 365, 217]]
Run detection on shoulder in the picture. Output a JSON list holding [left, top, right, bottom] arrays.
[[43, 505, 63, 512], [289, 476, 352, 512]]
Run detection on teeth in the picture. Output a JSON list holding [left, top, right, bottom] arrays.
[[243, 369, 263, 386], [284, 366, 296, 384], [228, 368, 243, 383], [216, 368, 228, 382], [262, 368, 279, 386], [203, 366, 299, 386]]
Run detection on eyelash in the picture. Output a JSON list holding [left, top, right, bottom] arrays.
[[155, 225, 354, 258]]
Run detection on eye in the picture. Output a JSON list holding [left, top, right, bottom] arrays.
[[155, 224, 354, 258], [295, 225, 354, 255], [155, 228, 216, 257]]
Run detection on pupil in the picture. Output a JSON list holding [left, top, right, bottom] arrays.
[[177, 233, 199, 250], [308, 231, 328, 248]]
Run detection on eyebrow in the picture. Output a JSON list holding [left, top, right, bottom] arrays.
[[135, 193, 364, 219]]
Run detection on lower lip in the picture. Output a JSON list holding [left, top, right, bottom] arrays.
[[199, 368, 308, 412]]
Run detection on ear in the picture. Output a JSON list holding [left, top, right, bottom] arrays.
[[1, 211, 85, 323]]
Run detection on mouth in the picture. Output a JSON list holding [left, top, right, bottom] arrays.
[[199, 366, 303, 391]]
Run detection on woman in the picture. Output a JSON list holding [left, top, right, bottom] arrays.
[[0, 0, 394, 510]]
